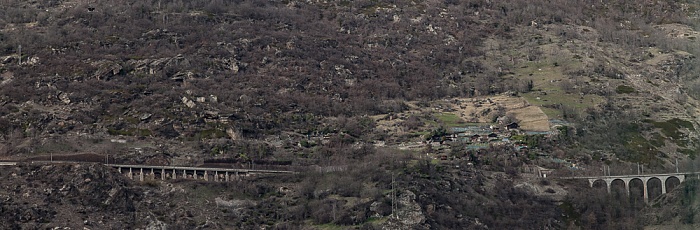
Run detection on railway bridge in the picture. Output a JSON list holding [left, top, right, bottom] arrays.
[[0, 161, 295, 182], [562, 173, 695, 203], [108, 164, 295, 182]]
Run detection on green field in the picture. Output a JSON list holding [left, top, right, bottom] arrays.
[[434, 112, 465, 127], [514, 63, 604, 118]]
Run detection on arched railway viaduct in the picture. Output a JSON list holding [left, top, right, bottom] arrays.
[[564, 173, 689, 203]]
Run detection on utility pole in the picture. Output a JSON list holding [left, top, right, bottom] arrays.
[[676, 158, 679, 173], [17, 45, 21, 65], [602, 165, 606, 176], [391, 173, 396, 218], [332, 201, 337, 222]]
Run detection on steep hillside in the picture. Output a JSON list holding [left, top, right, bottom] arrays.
[[643, 179, 700, 229], [0, 0, 697, 165], [1, 0, 700, 228], [0, 0, 697, 161]]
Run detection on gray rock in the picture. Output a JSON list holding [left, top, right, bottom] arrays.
[[382, 190, 428, 230]]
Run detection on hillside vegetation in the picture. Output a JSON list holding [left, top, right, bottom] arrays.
[[1, 0, 700, 228]]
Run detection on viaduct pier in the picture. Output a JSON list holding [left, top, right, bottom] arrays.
[[109, 164, 296, 182]]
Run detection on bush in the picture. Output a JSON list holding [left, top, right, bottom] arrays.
[[615, 85, 636, 94]]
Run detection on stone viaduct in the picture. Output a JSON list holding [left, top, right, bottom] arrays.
[[565, 173, 691, 203]]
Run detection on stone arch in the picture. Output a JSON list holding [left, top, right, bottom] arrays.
[[629, 178, 645, 204], [647, 177, 663, 201], [592, 179, 607, 191], [665, 176, 681, 193], [610, 179, 627, 198]]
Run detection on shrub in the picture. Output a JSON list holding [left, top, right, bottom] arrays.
[[616, 85, 637, 94]]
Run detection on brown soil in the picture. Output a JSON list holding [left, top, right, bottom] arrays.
[[450, 95, 551, 131]]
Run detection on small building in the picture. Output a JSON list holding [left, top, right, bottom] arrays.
[[506, 122, 520, 130], [487, 133, 499, 142], [470, 134, 480, 143]]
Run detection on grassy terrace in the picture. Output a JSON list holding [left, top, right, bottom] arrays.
[[434, 112, 465, 128], [521, 92, 604, 118], [514, 63, 604, 118]]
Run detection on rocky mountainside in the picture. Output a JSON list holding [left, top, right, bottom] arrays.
[[0, 0, 698, 162], [642, 179, 700, 229], [0, 0, 697, 164], [0, 163, 152, 229], [0, 162, 301, 229], [1, 0, 700, 229]]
